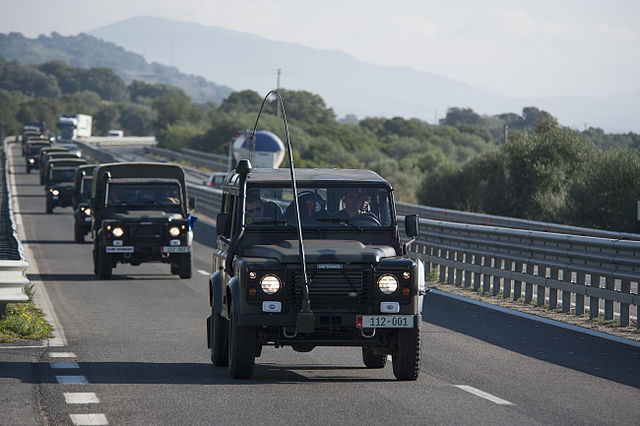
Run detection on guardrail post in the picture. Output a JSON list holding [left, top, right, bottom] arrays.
[[446, 249, 454, 285], [589, 275, 600, 319], [512, 261, 522, 301], [548, 268, 559, 310], [438, 249, 446, 285], [536, 266, 546, 307], [454, 252, 463, 286], [575, 272, 586, 316], [463, 252, 472, 288], [603, 276, 614, 321], [561, 269, 571, 313], [482, 256, 491, 293], [619, 279, 630, 327], [473, 255, 481, 291], [492, 258, 502, 296], [524, 264, 533, 304], [503, 259, 512, 299]]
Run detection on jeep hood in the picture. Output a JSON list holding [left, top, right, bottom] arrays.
[[108, 211, 183, 221], [240, 239, 396, 263]]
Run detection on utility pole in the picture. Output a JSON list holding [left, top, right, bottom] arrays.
[[276, 68, 281, 117], [504, 123, 509, 144]]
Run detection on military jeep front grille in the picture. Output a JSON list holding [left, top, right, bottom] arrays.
[[291, 268, 371, 311], [129, 223, 164, 243]]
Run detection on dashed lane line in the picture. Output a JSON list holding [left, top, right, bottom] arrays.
[[64, 392, 100, 404], [197, 269, 210, 276], [56, 376, 89, 385], [49, 352, 77, 358], [454, 385, 514, 406], [69, 413, 109, 425], [50, 362, 80, 369]]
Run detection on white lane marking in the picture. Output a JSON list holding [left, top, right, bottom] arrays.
[[49, 352, 77, 358], [56, 375, 88, 384], [64, 392, 100, 404], [455, 385, 514, 406], [197, 269, 209, 276], [50, 362, 80, 369], [69, 413, 109, 425]]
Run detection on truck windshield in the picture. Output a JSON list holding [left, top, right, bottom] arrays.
[[50, 169, 76, 182], [106, 183, 182, 208], [80, 177, 93, 199], [245, 185, 393, 229]]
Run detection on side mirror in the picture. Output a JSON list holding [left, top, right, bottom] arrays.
[[405, 214, 419, 238], [216, 212, 230, 237], [189, 196, 197, 210]]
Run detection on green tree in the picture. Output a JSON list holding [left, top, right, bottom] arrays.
[[219, 90, 262, 114]]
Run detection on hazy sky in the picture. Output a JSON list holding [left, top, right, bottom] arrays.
[[2, 0, 639, 98]]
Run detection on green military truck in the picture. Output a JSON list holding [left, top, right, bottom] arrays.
[[91, 162, 196, 279], [72, 164, 96, 243], [44, 158, 88, 213], [207, 161, 424, 380], [40, 149, 76, 185], [24, 140, 50, 173]]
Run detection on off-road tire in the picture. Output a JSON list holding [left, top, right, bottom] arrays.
[[392, 326, 421, 381], [97, 250, 112, 279], [362, 347, 387, 369], [46, 200, 53, 214], [227, 302, 256, 379], [74, 222, 84, 243], [178, 253, 192, 279], [210, 308, 229, 366]]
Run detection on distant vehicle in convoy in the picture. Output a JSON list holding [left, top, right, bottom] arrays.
[[44, 158, 88, 214], [107, 129, 123, 137], [24, 141, 51, 173], [90, 162, 196, 279], [72, 165, 96, 243], [207, 162, 424, 380], [203, 172, 226, 188], [57, 114, 92, 142], [40, 151, 79, 185]]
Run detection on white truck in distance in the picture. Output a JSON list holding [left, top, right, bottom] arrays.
[[57, 114, 92, 142]]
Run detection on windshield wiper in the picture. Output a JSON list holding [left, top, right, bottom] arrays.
[[315, 217, 363, 231]]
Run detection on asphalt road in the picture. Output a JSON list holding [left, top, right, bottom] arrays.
[[1, 142, 640, 425]]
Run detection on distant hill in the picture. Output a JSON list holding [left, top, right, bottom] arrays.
[[89, 16, 640, 133], [0, 32, 232, 104]]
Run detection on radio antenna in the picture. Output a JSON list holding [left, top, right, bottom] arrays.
[[250, 91, 313, 329]]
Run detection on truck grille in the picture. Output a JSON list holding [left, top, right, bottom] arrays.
[[291, 268, 371, 311], [129, 223, 164, 243]]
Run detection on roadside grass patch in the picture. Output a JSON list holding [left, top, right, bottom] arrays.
[[0, 286, 53, 343]]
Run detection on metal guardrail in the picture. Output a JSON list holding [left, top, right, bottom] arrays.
[[407, 220, 640, 328], [0, 139, 30, 305], [144, 146, 228, 171]]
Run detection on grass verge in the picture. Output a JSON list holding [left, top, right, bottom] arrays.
[[0, 285, 54, 343]]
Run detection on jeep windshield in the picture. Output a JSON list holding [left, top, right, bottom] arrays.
[[245, 185, 393, 229], [105, 182, 182, 209], [50, 168, 76, 183]]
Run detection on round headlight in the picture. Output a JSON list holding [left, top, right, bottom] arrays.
[[169, 226, 181, 237], [377, 274, 398, 294], [51, 189, 60, 196], [112, 227, 124, 238], [260, 274, 281, 294], [84, 208, 91, 216], [28, 158, 35, 164]]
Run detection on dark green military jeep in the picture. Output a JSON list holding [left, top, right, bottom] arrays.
[[207, 161, 424, 380], [72, 164, 96, 243], [91, 162, 196, 279], [44, 158, 88, 213]]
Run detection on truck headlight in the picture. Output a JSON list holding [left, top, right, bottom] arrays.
[[377, 274, 398, 294], [28, 158, 35, 164], [50, 189, 60, 196], [112, 227, 124, 238], [260, 274, 281, 294], [169, 226, 181, 237]]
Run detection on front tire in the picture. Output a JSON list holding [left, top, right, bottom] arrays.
[[178, 253, 192, 279], [74, 221, 84, 243], [97, 250, 112, 279], [210, 308, 229, 366], [227, 302, 256, 379], [362, 347, 387, 369], [392, 326, 421, 381], [46, 200, 53, 214]]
